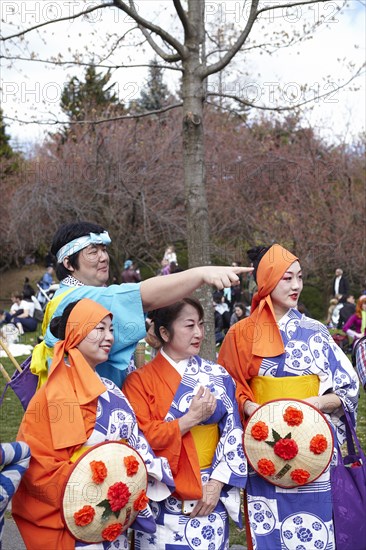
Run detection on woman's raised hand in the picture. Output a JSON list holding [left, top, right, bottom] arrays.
[[179, 385, 217, 434]]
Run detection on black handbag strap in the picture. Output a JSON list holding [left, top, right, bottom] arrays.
[[343, 407, 365, 460]]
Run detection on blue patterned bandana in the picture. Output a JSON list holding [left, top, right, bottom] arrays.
[[56, 231, 111, 263]]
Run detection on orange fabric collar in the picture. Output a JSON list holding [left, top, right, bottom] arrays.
[[250, 244, 298, 358], [45, 298, 111, 449]]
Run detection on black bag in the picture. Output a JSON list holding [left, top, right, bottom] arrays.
[[33, 308, 44, 323]]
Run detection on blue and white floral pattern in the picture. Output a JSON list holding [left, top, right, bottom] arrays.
[[75, 377, 174, 550], [247, 308, 359, 550], [134, 357, 246, 549]]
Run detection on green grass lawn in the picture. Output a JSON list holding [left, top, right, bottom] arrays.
[[1, 333, 365, 547]]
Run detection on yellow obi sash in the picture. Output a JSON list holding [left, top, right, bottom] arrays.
[[190, 424, 219, 469], [70, 439, 127, 463], [250, 374, 319, 405]]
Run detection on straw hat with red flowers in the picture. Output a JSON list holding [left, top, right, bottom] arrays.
[[243, 399, 334, 488], [62, 441, 148, 543]]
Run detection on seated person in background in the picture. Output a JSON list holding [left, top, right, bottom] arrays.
[[213, 290, 230, 331], [331, 294, 345, 327], [1, 293, 23, 323], [337, 295, 356, 329], [343, 295, 366, 346], [123, 297, 246, 550], [230, 302, 246, 326], [22, 278, 35, 300], [214, 306, 225, 346], [7, 292, 38, 334], [325, 297, 339, 328], [12, 298, 174, 550]]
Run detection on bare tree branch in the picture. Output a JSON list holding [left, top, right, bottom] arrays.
[[91, 25, 141, 64], [3, 103, 183, 127], [173, 0, 192, 38], [135, 26, 182, 62], [256, 0, 342, 17], [205, 100, 250, 119], [1, 3, 114, 41], [112, 0, 186, 60], [201, 0, 260, 78], [202, 0, 333, 79], [207, 64, 365, 111], [0, 54, 183, 72]]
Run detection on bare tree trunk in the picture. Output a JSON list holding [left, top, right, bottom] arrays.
[[182, 0, 215, 360]]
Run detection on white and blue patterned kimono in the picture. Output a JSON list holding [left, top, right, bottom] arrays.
[[246, 309, 359, 550], [0, 442, 30, 548], [75, 377, 174, 550], [123, 352, 247, 550]]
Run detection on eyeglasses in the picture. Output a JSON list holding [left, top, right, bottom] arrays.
[[81, 244, 109, 261]]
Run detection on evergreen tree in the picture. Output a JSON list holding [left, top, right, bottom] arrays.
[[0, 108, 15, 158], [0, 108, 21, 174], [134, 60, 170, 112], [61, 65, 120, 121]]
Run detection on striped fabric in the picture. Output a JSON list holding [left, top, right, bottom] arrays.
[[354, 336, 366, 390], [0, 442, 30, 548]]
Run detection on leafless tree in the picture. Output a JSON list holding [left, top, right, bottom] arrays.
[[1, 0, 364, 355]]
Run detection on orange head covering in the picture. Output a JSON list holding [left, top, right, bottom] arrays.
[[45, 298, 112, 450], [250, 244, 298, 358]]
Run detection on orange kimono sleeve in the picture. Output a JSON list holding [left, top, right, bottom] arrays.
[[12, 386, 97, 550], [218, 321, 258, 422], [123, 365, 183, 474], [123, 354, 202, 500]]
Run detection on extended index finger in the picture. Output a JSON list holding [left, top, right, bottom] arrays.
[[233, 266, 254, 275]]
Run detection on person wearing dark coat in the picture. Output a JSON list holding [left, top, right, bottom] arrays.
[[332, 268, 349, 297], [337, 295, 356, 329]]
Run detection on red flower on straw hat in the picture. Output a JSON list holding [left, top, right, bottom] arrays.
[[97, 481, 131, 520], [290, 469, 311, 485], [245, 400, 333, 488], [283, 406, 304, 426], [274, 438, 299, 461], [257, 458, 276, 476], [90, 460, 108, 484], [309, 434, 328, 455], [133, 490, 149, 511], [251, 421, 269, 441], [107, 482, 131, 512], [73, 505, 95, 526], [124, 455, 140, 476], [102, 523, 123, 542]]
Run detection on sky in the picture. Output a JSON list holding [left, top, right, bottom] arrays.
[[1, 0, 365, 151]]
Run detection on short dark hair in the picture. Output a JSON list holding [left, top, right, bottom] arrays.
[[51, 221, 106, 280], [247, 245, 270, 283], [151, 297, 204, 345], [49, 300, 80, 340]]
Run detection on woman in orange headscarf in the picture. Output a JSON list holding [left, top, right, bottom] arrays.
[[219, 244, 359, 550], [12, 298, 174, 550]]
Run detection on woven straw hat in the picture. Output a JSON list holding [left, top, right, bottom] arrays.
[[243, 399, 334, 488], [62, 441, 148, 543]]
